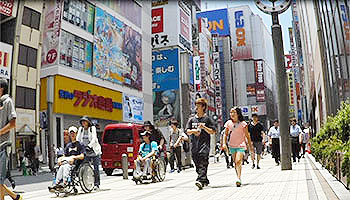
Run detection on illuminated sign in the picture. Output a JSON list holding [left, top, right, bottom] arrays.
[[193, 56, 201, 91]]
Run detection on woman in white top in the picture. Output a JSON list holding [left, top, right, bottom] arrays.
[[77, 116, 102, 189]]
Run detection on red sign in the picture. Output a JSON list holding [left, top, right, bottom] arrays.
[[152, 8, 163, 34], [285, 54, 292, 69], [73, 90, 113, 112], [0, 0, 14, 17]]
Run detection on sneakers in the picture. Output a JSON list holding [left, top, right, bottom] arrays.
[[226, 165, 230, 169], [251, 163, 255, 169], [257, 165, 260, 169], [195, 181, 203, 190], [177, 169, 181, 173], [14, 194, 23, 200], [170, 169, 175, 173]]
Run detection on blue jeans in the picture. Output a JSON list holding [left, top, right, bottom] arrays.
[[86, 155, 100, 186]]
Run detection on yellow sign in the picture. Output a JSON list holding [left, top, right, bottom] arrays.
[[54, 75, 123, 121]]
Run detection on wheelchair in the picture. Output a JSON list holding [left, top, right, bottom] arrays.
[[132, 155, 166, 184], [49, 159, 95, 196]]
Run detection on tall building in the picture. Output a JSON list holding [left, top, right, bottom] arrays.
[[1, 0, 43, 166], [39, 0, 152, 164], [296, 0, 350, 133]]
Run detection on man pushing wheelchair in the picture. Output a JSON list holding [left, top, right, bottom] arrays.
[[48, 126, 85, 192]]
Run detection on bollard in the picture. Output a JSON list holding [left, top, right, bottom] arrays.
[[122, 153, 128, 179]]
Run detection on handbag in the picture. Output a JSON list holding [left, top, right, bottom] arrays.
[[182, 141, 190, 153]]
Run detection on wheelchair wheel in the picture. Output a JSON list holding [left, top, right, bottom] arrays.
[[79, 163, 95, 193], [156, 159, 166, 182]]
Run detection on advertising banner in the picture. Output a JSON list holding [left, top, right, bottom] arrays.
[[214, 60, 222, 125], [94, 7, 142, 91], [228, 6, 253, 60], [190, 92, 208, 114], [153, 90, 180, 127], [42, 0, 62, 67], [287, 71, 295, 106], [0, 0, 17, 17], [193, 56, 201, 90], [255, 60, 265, 102], [251, 104, 266, 115], [339, 1, 350, 54], [0, 42, 12, 79], [285, 54, 292, 69], [54, 75, 123, 121], [152, 49, 179, 92], [246, 84, 256, 97], [123, 94, 144, 123], [196, 8, 230, 36], [151, 1, 192, 51]]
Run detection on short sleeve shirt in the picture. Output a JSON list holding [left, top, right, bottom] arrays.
[[268, 126, 280, 138], [186, 115, 216, 156], [290, 125, 302, 137], [150, 129, 165, 145], [64, 141, 85, 157], [139, 141, 158, 157], [0, 95, 17, 143], [225, 120, 248, 149], [248, 122, 265, 142]]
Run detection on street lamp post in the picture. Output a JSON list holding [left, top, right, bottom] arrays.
[[255, 0, 292, 170]]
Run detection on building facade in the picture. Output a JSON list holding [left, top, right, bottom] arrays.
[[39, 0, 152, 164]]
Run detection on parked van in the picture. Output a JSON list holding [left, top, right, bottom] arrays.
[[101, 123, 144, 176]]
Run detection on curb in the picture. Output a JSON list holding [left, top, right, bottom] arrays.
[[308, 154, 350, 200]]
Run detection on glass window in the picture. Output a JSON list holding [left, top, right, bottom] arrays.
[[0, 19, 16, 45], [22, 7, 41, 30], [103, 129, 133, 144], [62, 0, 95, 33], [59, 30, 92, 74], [27, 47, 37, 68], [15, 86, 25, 108], [25, 88, 36, 109], [16, 86, 36, 110], [18, 44, 28, 66]]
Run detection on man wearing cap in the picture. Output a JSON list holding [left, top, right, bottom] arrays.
[[49, 126, 85, 191], [134, 131, 158, 179], [77, 116, 101, 189], [186, 98, 216, 190]]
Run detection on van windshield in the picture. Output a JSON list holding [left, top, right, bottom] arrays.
[[103, 129, 133, 144]]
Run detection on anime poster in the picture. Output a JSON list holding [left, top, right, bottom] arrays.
[[93, 7, 142, 91], [153, 90, 180, 127], [123, 94, 144, 123], [190, 92, 208, 114]]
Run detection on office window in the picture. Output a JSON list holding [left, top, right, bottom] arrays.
[[22, 7, 41, 30], [15, 86, 36, 110], [18, 44, 38, 68], [62, 0, 95, 33]]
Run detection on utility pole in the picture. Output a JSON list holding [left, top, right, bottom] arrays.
[[255, 0, 292, 170]]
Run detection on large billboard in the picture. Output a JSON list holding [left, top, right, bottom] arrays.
[[152, 48, 180, 127], [0, 42, 12, 79], [228, 6, 253, 60], [196, 8, 230, 36], [42, 0, 62, 67], [152, 49, 179, 92], [93, 7, 142, 91], [123, 94, 144, 123], [151, 1, 192, 51]]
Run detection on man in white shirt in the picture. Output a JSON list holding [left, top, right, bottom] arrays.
[[290, 118, 302, 163]]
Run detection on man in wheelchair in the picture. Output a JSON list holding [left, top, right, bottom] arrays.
[[49, 126, 85, 191], [134, 131, 158, 180]]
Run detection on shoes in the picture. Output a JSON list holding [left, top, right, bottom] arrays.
[[257, 165, 260, 169], [226, 165, 230, 169], [252, 164, 255, 169], [276, 162, 280, 166], [195, 181, 203, 190], [14, 194, 23, 200], [302, 155, 305, 158], [9, 178, 16, 189], [94, 185, 100, 191], [177, 169, 181, 173], [298, 158, 300, 162], [236, 180, 241, 187], [170, 169, 175, 173], [48, 185, 56, 193]]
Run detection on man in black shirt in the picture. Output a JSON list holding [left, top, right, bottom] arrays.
[[49, 126, 85, 191], [248, 114, 265, 169], [186, 98, 216, 190]]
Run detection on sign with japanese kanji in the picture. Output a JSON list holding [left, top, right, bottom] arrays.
[[54, 75, 123, 121]]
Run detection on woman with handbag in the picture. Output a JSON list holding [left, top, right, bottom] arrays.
[[77, 116, 102, 190]]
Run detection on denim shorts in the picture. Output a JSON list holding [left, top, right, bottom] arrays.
[[229, 147, 245, 154]]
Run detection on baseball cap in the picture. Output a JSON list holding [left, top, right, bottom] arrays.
[[68, 126, 78, 133]]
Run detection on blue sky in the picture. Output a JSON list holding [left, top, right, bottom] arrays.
[[202, 0, 293, 54]]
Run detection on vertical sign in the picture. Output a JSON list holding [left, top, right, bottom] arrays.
[[123, 94, 144, 123], [287, 71, 295, 106], [42, 0, 62, 67], [228, 6, 253, 60], [213, 51, 222, 125], [152, 7, 163, 34], [193, 56, 201, 91], [255, 60, 265, 102], [0, 42, 12, 79]]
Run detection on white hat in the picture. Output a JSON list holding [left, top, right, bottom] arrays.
[[68, 126, 78, 133]]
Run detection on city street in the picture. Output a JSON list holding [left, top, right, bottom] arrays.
[[5, 154, 348, 200]]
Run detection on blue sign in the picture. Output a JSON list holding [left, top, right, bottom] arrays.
[[152, 49, 179, 92], [189, 54, 194, 86], [196, 8, 230, 36]]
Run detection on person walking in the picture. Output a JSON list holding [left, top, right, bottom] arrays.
[[268, 119, 280, 165], [186, 98, 216, 190], [223, 107, 253, 187], [248, 114, 265, 169], [301, 123, 310, 158], [169, 119, 188, 173], [219, 129, 232, 168], [0, 79, 23, 200], [77, 116, 102, 190], [290, 118, 302, 163]]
